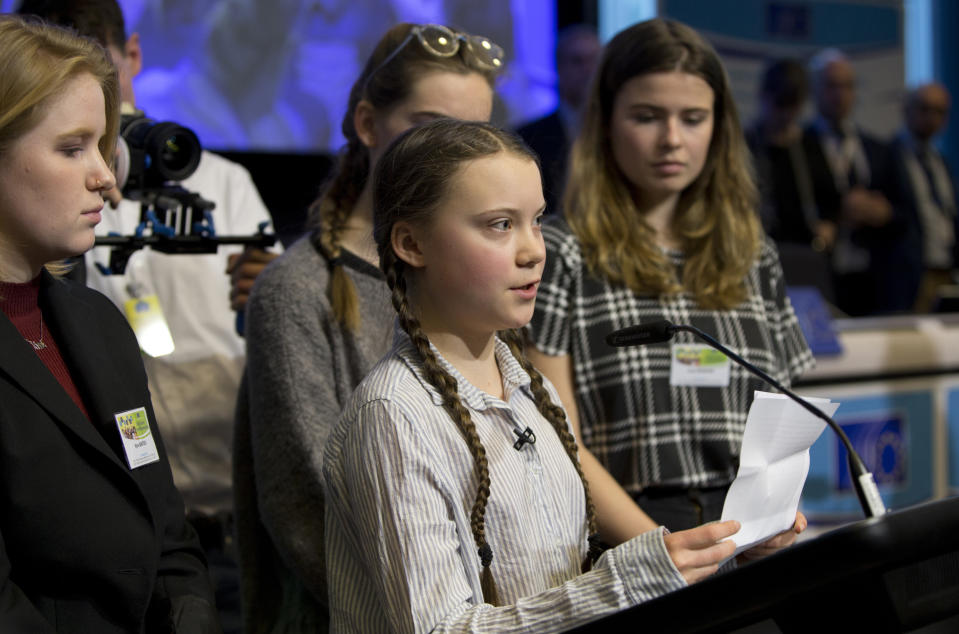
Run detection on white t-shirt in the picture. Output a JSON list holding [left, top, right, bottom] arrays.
[[86, 149, 272, 362], [85, 149, 275, 514]]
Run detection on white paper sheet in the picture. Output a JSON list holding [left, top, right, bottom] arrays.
[[721, 391, 839, 556]]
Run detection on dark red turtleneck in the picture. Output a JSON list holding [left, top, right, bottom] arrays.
[[0, 277, 90, 420]]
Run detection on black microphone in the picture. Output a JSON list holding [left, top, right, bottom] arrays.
[[513, 427, 536, 451], [606, 319, 886, 519], [605, 320, 676, 346]]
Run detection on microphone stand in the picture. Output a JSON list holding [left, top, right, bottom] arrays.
[[612, 321, 887, 519]]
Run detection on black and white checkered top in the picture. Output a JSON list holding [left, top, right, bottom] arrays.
[[527, 218, 814, 493]]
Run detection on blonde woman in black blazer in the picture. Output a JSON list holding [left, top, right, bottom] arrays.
[[0, 17, 218, 633]]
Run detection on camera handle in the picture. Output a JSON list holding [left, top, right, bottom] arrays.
[[93, 185, 277, 275]]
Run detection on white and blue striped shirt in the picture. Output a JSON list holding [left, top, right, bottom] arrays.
[[323, 326, 686, 633]]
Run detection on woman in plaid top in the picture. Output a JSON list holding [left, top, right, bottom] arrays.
[[527, 19, 814, 533]]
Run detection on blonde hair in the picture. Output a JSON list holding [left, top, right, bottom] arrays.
[[565, 18, 759, 309], [313, 23, 500, 331], [372, 119, 601, 605], [0, 16, 120, 280]]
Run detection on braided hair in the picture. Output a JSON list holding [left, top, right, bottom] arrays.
[[311, 23, 500, 331], [372, 119, 601, 605]]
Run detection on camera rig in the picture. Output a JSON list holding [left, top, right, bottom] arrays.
[[93, 186, 276, 275], [94, 112, 276, 275]]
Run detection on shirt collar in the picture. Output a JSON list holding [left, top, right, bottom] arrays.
[[391, 320, 533, 411]]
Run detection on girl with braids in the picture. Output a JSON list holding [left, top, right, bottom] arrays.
[[527, 19, 814, 532], [322, 118, 745, 633], [233, 22, 503, 633]]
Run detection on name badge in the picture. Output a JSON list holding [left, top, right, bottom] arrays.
[[114, 407, 160, 469], [669, 343, 731, 387], [123, 295, 175, 358]]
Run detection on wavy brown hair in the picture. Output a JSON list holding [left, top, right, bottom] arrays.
[[565, 18, 760, 309], [312, 23, 500, 332], [372, 119, 601, 605], [0, 16, 119, 280]]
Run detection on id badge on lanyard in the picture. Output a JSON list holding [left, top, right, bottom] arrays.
[[122, 257, 175, 357]]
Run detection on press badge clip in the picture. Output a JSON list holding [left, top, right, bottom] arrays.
[[114, 406, 160, 469], [123, 279, 174, 358], [124, 295, 175, 357]]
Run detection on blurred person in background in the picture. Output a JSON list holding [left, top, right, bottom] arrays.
[[803, 48, 908, 315], [889, 82, 956, 312], [516, 24, 601, 214], [746, 58, 835, 302]]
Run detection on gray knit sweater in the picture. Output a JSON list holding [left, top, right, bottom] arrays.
[[233, 233, 394, 633]]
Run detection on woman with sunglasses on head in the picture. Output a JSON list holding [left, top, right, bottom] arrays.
[[527, 19, 814, 533], [0, 16, 217, 632], [233, 22, 504, 633]]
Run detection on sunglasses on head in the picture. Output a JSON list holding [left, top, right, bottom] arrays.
[[365, 23, 505, 90]]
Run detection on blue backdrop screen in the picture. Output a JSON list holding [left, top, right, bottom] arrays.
[[110, 0, 555, 152]]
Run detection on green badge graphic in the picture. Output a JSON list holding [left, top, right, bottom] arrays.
[[675, 346, 727, 367], [115, 407, 152, 440]]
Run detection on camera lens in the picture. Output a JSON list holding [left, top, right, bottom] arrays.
[[142, 122, 201, 181], [119, 115, 202, 193]]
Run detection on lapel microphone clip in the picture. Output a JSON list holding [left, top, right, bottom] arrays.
[[513, 427, 536, 451]]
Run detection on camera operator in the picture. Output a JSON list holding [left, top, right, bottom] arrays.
[[17, 2, 279, 631]]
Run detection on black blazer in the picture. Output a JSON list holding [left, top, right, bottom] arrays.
[[803, 125, 914, 313], [801, 124, 900, 222], [0, 272, 218, 633], [888, 136, 958, 274]]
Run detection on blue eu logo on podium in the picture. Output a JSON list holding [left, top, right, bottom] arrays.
[[836, 415, 907, 490]]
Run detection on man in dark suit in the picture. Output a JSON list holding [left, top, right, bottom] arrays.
[[888, 82, 957, 312], [516, 24, 600, 214], [746, 58, 837, 303], [0, 272, 218, 633], [803, 49, 908, 315]]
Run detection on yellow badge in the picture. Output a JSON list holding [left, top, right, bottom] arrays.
[[123, 295, 175, 357]]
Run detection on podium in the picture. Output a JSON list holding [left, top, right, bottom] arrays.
[[568, 497, 959, 633]]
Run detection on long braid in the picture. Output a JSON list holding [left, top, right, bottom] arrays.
[[308, 139, 370, 332], [382, 250, 500, 605], [499, 329, 603, 569]]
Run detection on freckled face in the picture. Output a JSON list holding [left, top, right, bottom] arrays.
[[0, 73, 115, 279], [411, 152, 546, 341], [609, 71, 715, 209]]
